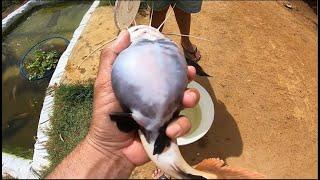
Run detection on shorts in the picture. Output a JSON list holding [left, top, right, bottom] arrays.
[[147, 0, 203, 14]]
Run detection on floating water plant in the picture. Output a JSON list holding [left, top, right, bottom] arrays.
[[24, 49, 60, 81]]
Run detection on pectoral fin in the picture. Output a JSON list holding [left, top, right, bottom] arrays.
[[109, 112, 140, 132], [153, 109, 183, 155], [153, 124, 171, 155]]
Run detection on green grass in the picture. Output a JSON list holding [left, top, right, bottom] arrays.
[[40, 83, 94, 177], [99, 0, 116, 7], [2, 144, 33, 160]]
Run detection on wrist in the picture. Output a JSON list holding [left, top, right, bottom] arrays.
[[84, 135, 135, 178]]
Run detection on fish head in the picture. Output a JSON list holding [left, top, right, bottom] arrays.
[[128, 25, 166, 44]]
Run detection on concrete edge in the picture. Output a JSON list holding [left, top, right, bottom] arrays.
[[2, 152, 33, 179], [29, 0, 101, 178], [2, 0, 50, 34]]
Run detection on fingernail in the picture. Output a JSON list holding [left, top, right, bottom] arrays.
[[188, 91, 197, 101], [170, 124, 181, 138]]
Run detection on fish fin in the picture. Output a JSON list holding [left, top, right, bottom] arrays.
[[109, 112, 140, 132], [152, 110, 183, 155], [186, 58, 211, 77], [153, 125, 171, 155], [172, 109, 181, 119], [139, 130, 218, 179], [195, 158, 266, 179]]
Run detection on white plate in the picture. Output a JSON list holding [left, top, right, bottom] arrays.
[[114, 0, 141, 30], [177, 81, 215, 146]]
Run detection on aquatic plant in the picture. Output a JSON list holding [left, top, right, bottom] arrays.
[[24, 50, 60, 80]]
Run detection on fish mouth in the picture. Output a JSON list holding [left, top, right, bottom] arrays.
[[128, 25, 166, 43]]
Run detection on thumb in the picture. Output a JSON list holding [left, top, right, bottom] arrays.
[[99, 30, 131, 69]]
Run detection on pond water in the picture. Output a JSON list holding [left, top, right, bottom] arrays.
[[2, 1, 92, 156]]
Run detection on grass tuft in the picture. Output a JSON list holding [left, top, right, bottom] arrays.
[[99, 0, 116, 7], [2, 145, 33, 160], [40, 83, 94, 178]]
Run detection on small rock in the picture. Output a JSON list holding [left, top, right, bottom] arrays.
[[283, 1, 293, 9]]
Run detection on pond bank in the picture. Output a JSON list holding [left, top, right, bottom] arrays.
[[2, 0, 99, 178]]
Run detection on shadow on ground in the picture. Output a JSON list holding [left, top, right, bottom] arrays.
[[180, 76, 243, 165]]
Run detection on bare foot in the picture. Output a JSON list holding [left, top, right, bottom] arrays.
[[152, 168, 171, 179]]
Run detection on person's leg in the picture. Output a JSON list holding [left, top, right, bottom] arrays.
[[150, 6, 170, 32], [173, 6, 201, 61]]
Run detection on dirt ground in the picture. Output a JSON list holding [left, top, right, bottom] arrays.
[[62, 1, 317, 179]]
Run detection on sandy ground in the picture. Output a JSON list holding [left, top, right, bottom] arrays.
[[61, 1, 317, 179]]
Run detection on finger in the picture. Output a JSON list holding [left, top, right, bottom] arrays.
[[98, 30, 131, 77], [187, 66, 196, 82], [122, 137, 150, 166], [166, 116, 191, 138], [182, 88, 200, 108]]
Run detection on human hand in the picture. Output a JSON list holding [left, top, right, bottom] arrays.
[[86, 30, 200, 167]]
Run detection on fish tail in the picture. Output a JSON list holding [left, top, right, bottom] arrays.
[[138, 130, 218, 179]]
